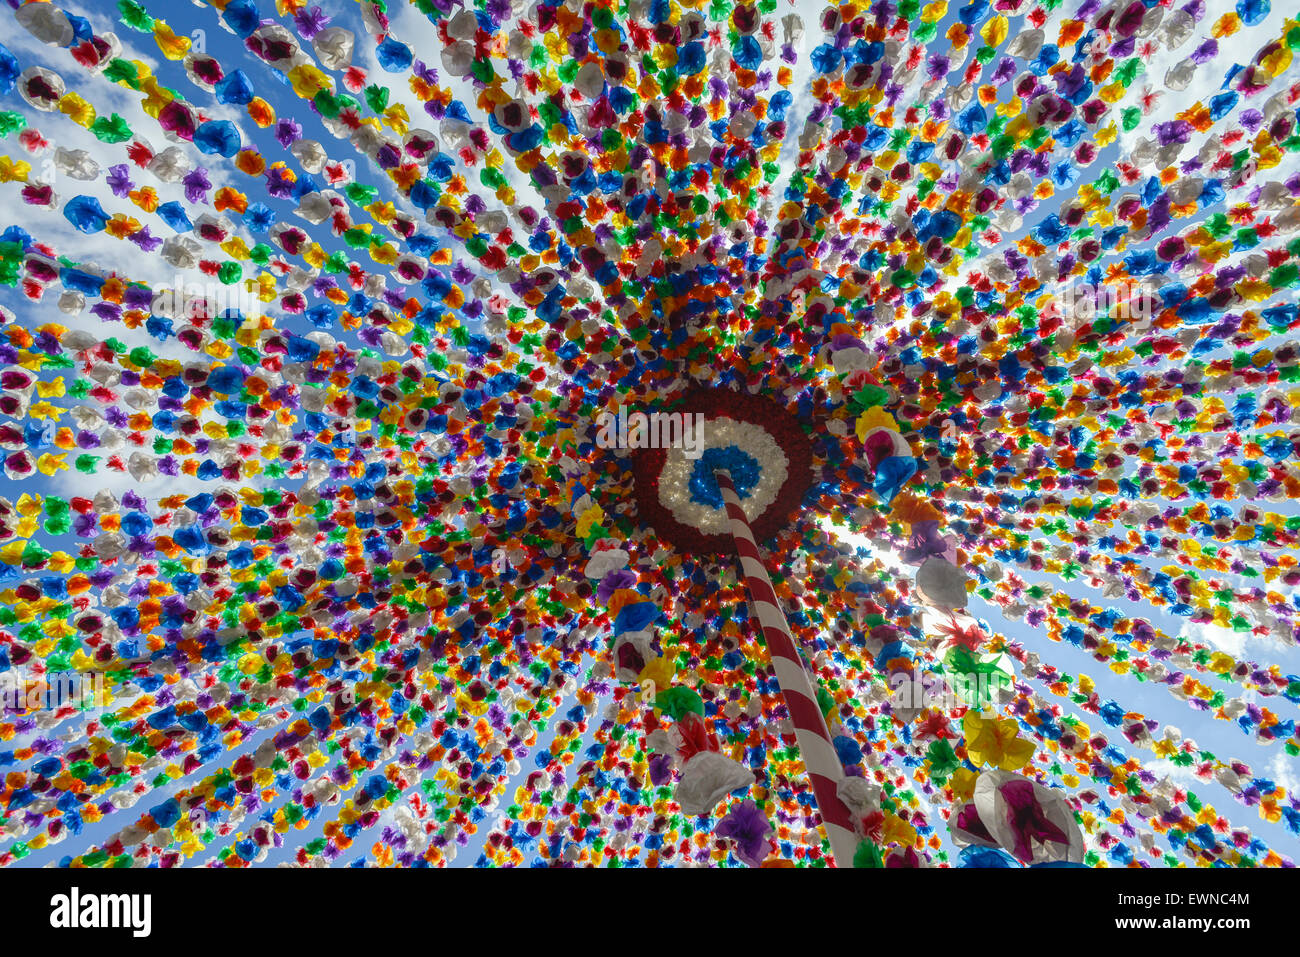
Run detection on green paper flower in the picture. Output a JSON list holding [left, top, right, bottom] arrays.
[[853, 840, 885, 868], [654, 686, 704, 721]]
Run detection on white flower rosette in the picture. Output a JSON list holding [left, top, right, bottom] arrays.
[[915, 555, 970, 612], [972, 770, 1085, 865], [674, 751, 754, 816], [611, 629, 655, 683], [312, 26, 355, 70], [16, 3, 73, 46], [583, 546, 628, 580], [838, 775, 882, 823]]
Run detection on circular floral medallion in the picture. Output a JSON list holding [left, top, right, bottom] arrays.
[[631, 389, 813, 553]]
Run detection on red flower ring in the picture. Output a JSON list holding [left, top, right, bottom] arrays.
[[629, 389, 814, 554]]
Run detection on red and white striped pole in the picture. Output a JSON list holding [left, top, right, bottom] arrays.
[[713, 469, 859, 866]]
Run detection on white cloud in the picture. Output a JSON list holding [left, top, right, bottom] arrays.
[[1178, 618, 1249, 656], [1143, 756, 1203, 788], [1267, 749, 1298, 792]]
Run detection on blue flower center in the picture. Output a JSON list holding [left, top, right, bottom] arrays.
[[688, 446, 761, 508]]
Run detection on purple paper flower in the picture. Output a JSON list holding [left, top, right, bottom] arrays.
[[106, 164, 133, 198], [412, 59, 438, 84], [1153, 119, 1191, 146], [648, 753, 675, 787], [292, 5, 330, 38], [1191, 39, 1218, 64], [124, 285, 154, 310], [275, 118, 303, 148], [183, 167, 211, 204], [90, 302, 122, 322], [990, 56, 1017, 85], [266, 166, 296, 199], [902, 520, 950, 564], [715, 800, 772, 867], [1053, 64, 1087, 98], [129, 226, 162, 252], [597, 567, 638, 604]]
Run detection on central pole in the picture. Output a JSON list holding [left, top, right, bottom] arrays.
[[713, 469, 859, 867]]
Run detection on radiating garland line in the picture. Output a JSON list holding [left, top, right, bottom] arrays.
[[981, 612, 1300, 841], [950, 500, 1300, 702]]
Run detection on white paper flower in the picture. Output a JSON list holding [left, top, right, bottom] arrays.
[[440, 40, 475, 77], [675, 751, 753, 815], [611, 630, 654, 683], [887, 673, 927, 725], [832, 346, 872, 376], [19, 68, 64, 111], [972, 771, 1085, 865], [54, 148, 99, 181], [148, 147, 191, 183], [290, 139, 329, 174], [584, 548, 628, 579], [313, 27, 355, 70], [16, 3, 73, 46], [838, 776, 881, 819], [915, 556, 969, 612]]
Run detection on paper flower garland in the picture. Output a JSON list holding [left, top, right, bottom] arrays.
[[0, 0, 1294, 871]]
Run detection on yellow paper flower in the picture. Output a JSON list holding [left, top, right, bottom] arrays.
[[575, 504, 605, 539], [980, 14, 1008, 45], [855, 406, 900, 443], [36, 454, 66, 476], [963, 712, 1035, 771], [287, 64, 330, 99], [921, 0, 948, 21], [58, 92, 96, 128], [0, 156, 31, 183], [881, 813, 917, 846], [151, 22, 192, 60], [637, 656, 675, 697], [948, 766, 979, 804]]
